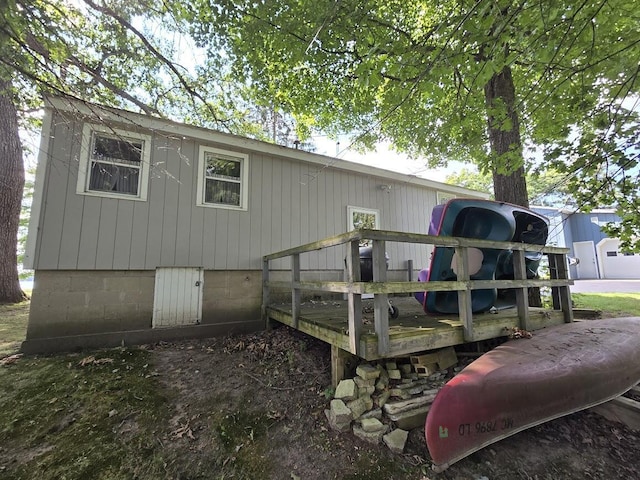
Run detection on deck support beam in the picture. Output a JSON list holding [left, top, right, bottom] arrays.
[[292, 254, 301, 329], [372, 239, 389, 356], [331, 345, 359, 387], [513, 250, 530, 331], [262, 258, 271, 329], [406, 259, 414, 297], [346, 240, 362, 356]]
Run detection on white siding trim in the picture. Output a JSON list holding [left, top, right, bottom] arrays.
[[24, 109, 53, 269], [436, 191, 457, 205], [347, 205, 380, 231]]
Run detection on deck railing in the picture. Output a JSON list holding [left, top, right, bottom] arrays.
[[262, 228, 573, 357]]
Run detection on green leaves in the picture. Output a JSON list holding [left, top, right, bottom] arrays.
[[183, 0, 640, 237]]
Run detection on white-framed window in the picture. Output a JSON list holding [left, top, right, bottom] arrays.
[[347, 206, 380, 231], [76, 123, 151, 201], [196, 146, 249, 210], [436, 191, 456, 205], [347, 206, 380, 247]]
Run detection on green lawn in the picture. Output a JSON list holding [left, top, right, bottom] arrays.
[[0, 301, 29, 356], [0, 347, 171, 480], [0, 302, 221, 480], [572, 292, 640, 318]]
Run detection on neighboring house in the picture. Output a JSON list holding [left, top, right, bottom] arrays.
[[23, 97, 488, 353], [533, 206, 640, 280]]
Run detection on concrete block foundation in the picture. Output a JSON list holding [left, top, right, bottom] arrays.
[[23, 269, 265, 353], [22, 268, 356, 353]]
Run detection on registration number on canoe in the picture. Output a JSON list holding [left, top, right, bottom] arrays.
[[458, 418, 514, 436]]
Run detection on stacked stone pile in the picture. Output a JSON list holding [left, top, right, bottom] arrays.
[[325, 346, 461, 454]]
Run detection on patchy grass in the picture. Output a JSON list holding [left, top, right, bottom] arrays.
[[212, 407, 274, 477], [0, 349, 170, 479], [0, 301, 29, 356], [0, 345, 279, 480], [342, 455, 414, 480], [6, 297, 639, 479], [572, 293, 640, 317]]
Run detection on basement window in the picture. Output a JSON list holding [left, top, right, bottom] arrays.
[[77, 124, 151, 201], [196, 146, 249, 210]]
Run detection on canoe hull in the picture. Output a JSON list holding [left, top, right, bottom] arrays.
[[425, 317, 640, 471]]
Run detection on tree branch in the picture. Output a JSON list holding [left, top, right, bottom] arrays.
[[80, 0, 227, 127]]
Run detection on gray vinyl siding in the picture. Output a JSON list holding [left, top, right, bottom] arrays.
[[32, 111, 469, 273], [37, 118, 78, 269], [131, 200, 150, 269], [567, 211, 618, 244], [160, 135, 181, 267]]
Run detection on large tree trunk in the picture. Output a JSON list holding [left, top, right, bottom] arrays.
[[484, 66, 529, 207], [485, 66, 542, 307], [0, 79, 27, 303]]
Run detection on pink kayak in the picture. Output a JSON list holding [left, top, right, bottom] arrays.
[[425, 317, 640, 471]]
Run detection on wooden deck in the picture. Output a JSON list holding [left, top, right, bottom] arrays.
[[262, 228, 573, 384], [266, 297, 567, 361]]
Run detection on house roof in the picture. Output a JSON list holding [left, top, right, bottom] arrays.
[[532, 205, 617, 215], [45, 95, 489, 199]]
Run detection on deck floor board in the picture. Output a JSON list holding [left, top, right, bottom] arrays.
[[266, 297, 566, 360]]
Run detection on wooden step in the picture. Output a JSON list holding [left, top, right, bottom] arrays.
[[591, 395, 640, 431]]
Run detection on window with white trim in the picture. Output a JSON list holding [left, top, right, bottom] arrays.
[[436, 191, 456, 205], [77, 124, 151, 201], [196, 146, 249, 210], [347, 206, 380, 246], [347, 206, 380, 230]]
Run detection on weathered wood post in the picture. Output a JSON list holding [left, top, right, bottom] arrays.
[[549, 253, 574, 323], [345, 239, 362, 355], [262, 257, 270, 329], [291, 253, 301, 329], [513, 249, 531, 331], [372, 239, 389, 356], [455, 245, 474, 341]]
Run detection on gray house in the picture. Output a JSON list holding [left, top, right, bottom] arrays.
[[23, 97, 487, 353]]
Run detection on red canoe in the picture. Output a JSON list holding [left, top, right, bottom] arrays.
[[425, 317, 640, 471]]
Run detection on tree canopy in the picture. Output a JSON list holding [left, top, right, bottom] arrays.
[[185, 0, 640, 245], [445, 166, 573, 207]]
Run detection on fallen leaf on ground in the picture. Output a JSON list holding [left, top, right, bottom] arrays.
[[171, 423, 195, 440], [0, 354, 23, 365], [78, 356, 114, 367]]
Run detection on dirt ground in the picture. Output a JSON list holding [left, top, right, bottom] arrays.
[[149, 325, 640, 480]]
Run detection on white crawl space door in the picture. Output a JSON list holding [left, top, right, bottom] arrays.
[[152, 267, 204, 327]]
